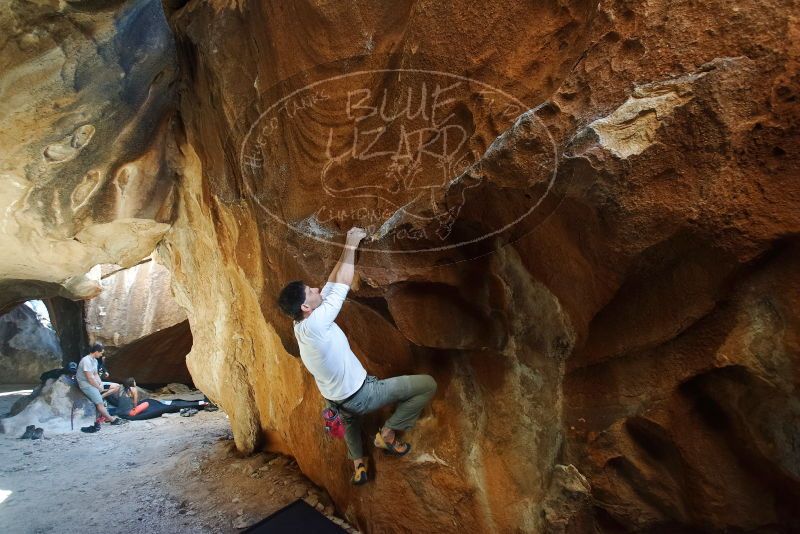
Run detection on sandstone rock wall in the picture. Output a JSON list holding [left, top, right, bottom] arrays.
[[86, 258, 187, 348], [84, 257, 192, 385], [103, 320, 193, 386], [1, 0, 798, 531], [159, 0, 799, 531], [0, 0, 178, 312], [0, 304, 62, 383], [0, 376, 97, 436]]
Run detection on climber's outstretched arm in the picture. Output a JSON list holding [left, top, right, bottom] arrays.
[[327, 227, 367, 286]]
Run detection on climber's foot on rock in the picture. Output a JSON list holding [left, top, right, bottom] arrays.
[[374, 429, 411, 456], [352, 460, 368, 485]]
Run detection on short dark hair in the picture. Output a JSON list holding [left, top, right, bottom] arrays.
[[90, 342, 104, 353], [278, 281, 306, 321], [123, 377, 136, 390]]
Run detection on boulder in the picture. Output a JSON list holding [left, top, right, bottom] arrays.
[[0, 304, 62, 383], [0, 376, 96, 436], [85, 259, 187, 348], [156, 0, 800, 531], [154, 383, 193, 396], [97, 320, 193, 387], [85, 258, 191, 385]]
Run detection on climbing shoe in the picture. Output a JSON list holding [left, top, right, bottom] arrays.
[[31, 427, 44, 439], [352, 462, 368, 485], [374, 431, 411, 456], [81, 425, 99, 433], [110, 418, 127, 425], [19, 425, 36, 439]]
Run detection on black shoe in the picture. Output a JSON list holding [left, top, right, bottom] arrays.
[[31, 428, 44, 439], [110, 418, 127, 425], [81, 425, 99, 433], [19, 425, 36, 439], [94, 422, 101, 431]]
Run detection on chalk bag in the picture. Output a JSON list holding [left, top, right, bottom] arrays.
[[322, 407, 345, 439]]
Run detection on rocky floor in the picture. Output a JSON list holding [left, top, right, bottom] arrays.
[[0, 388, 357, 533]]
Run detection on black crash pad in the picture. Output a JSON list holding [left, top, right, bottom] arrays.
[[241, 499, 348, 533]]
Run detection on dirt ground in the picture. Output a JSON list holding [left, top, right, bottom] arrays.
[[0, 386, 356, 534]]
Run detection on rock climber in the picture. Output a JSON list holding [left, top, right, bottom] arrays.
[[76, 342, 127, 432], [278, 227, 437, 485]]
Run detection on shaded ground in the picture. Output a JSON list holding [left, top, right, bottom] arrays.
[[0, 385, 33, 415], [0, 387, 356, 533]]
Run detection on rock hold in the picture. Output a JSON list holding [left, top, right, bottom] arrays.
[[43, 125, 96, 164]]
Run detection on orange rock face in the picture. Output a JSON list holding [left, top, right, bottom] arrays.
[[157, 0, 800, 531], [2, 0, 796, 531]]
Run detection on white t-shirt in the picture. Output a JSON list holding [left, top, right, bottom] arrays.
[[76, 354, 98, 387], [294, 282, 367, 401]]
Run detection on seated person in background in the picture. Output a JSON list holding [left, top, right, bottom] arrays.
[[77, 343, 126, 431], [116, 378, 149, 418]]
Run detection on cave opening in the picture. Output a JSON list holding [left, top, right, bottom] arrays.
[[0, 256, 195, 390], [0, 300, 62, 386], [23, 300, 52, 330]]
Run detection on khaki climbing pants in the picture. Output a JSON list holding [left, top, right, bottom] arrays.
[[335, 374, 437, 459]]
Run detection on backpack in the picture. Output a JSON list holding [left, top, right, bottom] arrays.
[[321, 406, 345, 439]]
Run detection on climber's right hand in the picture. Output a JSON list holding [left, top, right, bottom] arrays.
[[346, 227, 367, 246]]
